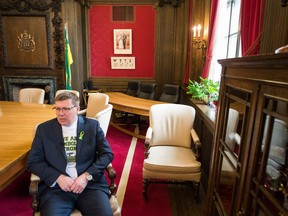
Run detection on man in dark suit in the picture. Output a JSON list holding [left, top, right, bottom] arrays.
[[27, 91, 114, 216]]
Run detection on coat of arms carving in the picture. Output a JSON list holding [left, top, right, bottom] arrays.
[[17, 30, 35, 52]]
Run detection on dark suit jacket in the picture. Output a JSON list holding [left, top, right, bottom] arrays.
[[27, 115, 114, 201]]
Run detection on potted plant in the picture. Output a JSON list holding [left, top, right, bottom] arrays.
[[186, 76, 220, 105]]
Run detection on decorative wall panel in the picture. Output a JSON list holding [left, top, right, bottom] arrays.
[[1, 14, 52, 68]]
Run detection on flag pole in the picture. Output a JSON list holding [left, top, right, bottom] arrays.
[[64, 22, 73, 90]]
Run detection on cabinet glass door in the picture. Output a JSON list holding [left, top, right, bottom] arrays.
[[249, 85, 288, 215], [215, 84, 252, 215]]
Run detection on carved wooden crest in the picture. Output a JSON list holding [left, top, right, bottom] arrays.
[[17, 30, 35, 52]]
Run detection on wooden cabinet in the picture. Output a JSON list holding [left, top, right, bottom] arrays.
[[206, 53, 288, 216]]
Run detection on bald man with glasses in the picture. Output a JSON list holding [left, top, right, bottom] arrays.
[[27, 91, 114, 216]]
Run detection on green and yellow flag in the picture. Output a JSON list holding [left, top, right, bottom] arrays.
[[64, 23, 73, 90]]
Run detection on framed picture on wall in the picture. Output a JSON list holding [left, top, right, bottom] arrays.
[[111, 57, 135, 69], [113, 29, 132, 54]]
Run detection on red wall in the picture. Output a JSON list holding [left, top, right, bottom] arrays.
[[89, 5, 155, 78]]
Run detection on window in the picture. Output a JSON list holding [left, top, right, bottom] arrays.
[[208, 0, 242, 82]]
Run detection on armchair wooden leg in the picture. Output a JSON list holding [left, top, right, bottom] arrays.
[[143, 178, 148, 200], [193, 181, 200, 203]]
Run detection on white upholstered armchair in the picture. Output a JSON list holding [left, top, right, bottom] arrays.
[[142, 104, 202, 201], [78, 93, 113, 136], [220, 108, 240, 185], [19, 88, 45, 104]]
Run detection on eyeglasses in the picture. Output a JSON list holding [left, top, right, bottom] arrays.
[[53, 106, 76, 112]]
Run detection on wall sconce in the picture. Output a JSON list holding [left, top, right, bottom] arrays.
[[192, 24, 207, 51], [154, 0, 180, 8], [280, 0, 288, 7]]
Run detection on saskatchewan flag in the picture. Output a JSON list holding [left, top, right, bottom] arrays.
[[64, 24, 73, 90]]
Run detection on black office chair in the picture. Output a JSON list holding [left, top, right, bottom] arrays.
[[126, 81, 141, 97], [83, 79, 99, 90], [159, 84, 180, 103], [117, 81, 141, 121], [126, 83, 156, 128], [82, 79, 102, 108], [138, 83, 156, 100]]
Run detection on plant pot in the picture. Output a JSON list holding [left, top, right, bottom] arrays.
[[203, 95, 210, 105], [203, 94, 215, 106]]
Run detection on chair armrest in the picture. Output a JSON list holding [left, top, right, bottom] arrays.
[[29, 173, 40, 195], [31, 173, 40, 181], [94, 104, 113, 136], [191, 129, 200, 145], [144, 127, 153, 158], [29, 173, 40, 214], [95, 105, 112, 119], [106, 163, 117, 195], [191, 129, 201, 161], [234, 133, 241, 145], [145, 127, 153, 140], [78, 109, 87, 116]]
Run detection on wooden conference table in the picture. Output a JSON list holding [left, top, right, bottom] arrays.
[[104, 92, 167, 139], [0, 101, 55, 192]]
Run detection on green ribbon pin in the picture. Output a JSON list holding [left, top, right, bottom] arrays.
[[79, 131, 84, 140]]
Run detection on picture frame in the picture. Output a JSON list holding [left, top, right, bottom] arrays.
[[111, 57, 135, 69], [113, 29, 132, 54]]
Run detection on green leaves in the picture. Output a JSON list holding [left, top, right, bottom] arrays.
[[187, 80, 206, 100], [186, 76, 220, 104]]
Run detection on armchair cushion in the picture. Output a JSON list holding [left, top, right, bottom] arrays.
[[143, 146, 201, 180]]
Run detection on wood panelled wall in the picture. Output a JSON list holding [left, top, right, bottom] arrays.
[[62, 0, 88, 95], [0, 0, 287, 102], [260, 0, 288, 53]]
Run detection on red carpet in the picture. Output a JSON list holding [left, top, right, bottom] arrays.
[[0, 125, 172, 216], [0, 171, 32, 215], [106, 125, 132, 187], [121, 138, 171, 216]]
